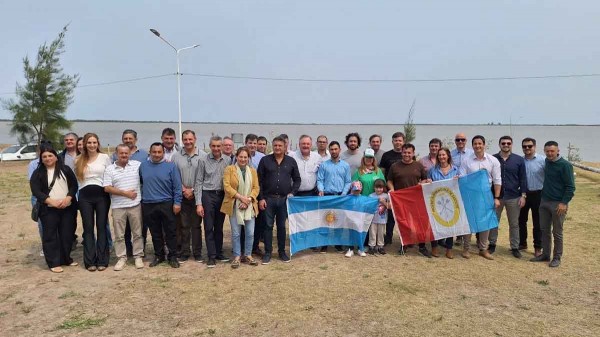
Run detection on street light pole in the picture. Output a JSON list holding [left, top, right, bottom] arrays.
[[150, 29, 199, 142]]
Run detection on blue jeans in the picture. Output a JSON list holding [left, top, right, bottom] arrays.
[[230, 209, 255, 257], [31, 196, 43, 240], [263, 196, 288, 254]]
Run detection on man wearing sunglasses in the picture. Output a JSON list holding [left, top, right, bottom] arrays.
[[450, 132, 473, 170], [492, 136, 528, 258], [519, 138, 545, 257]]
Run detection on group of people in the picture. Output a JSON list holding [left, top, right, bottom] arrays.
[[28, 128, 575, 273]]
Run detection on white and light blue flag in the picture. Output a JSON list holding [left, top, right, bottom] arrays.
[[287, 195, 379, 255]]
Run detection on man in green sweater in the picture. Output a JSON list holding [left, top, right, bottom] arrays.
[[530, 141, 575, 267]]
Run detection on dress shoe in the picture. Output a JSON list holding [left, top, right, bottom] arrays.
[[418, 247, 432, 258], [431, 247, 440, 258], [530, 255, 550, 262], [445, 249, 454, 259], [149, 257, 165, 267], [479, 250, 494, 260], [549, 258, 561, 268], [168, 258, 180, 268], [511, 249, 522, 259]]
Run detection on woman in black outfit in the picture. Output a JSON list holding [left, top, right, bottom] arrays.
[[30, 147, 79, 273]]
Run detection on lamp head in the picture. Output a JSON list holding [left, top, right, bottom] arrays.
[[150, 29, 160, 37]]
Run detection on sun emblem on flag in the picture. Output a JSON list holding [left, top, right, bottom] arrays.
[[324, 210, 337, 226], [429, 187, 460, 227]]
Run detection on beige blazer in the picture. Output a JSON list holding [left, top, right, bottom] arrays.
[[220, 165, 260, 216]]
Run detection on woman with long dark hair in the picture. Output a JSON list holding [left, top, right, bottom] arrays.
[[30, 147, 79, 273], [75, 133, 112, 271]]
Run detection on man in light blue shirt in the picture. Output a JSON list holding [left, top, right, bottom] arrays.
[[317, 141, 351, 196], [519, 137, 545, 257], [450, 132, 474, 170]]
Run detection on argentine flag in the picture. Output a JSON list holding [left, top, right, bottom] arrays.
[[287, 196, 379, 255]]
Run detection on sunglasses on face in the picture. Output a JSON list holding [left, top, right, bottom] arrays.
[[522, 145, 534, 149], [455, 138, 466, 142], [501, 142, 512, 146]]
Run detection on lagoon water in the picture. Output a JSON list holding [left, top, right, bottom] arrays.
[[1, 121, 598, 161]]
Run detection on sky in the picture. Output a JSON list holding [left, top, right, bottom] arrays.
[[1, 1, 599, 124]]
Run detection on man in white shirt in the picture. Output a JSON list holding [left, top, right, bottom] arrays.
[[103, 144, 144, 270], [316, 135, 330, 160], [161, 128, 179, 162], [290, 135, 322, 196], [459, 135, 502, 261]]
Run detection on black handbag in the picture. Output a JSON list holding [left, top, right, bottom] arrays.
[[32, 174, 58, 221]]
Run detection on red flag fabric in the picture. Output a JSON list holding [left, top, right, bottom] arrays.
[[389, 184, 435, 245]]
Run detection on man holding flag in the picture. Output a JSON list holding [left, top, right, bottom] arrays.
[[459, 135, 501, 260]]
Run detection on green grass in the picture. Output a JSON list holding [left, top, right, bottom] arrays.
[[58, 290, 80, 299]]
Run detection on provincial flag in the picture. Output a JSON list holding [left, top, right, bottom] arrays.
[[287, 195, 379, 255], [389, 170, 498, 245]]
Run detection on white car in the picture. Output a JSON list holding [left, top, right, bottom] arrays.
[[0, 144, 38, 161]]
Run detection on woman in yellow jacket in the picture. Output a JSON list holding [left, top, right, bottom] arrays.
[[221, 147, 260, 268]]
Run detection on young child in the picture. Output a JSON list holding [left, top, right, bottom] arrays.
[[346, 181, 367, 257], [368, 179, 389, 255]]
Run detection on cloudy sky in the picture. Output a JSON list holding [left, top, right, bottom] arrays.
[[1, 1, 599, 124]]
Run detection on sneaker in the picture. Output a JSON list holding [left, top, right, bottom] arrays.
[[320, 246, 328, 254], [511, 249, 522, 259], [279, 252, 291, 263], [358, 250, 367, 257], [262, 254, 271, 265], [114, 258, 127, 271], [419, 247, 432, 258], [368, 247, 375, 255], [378, 247, 386, 255], [216, 254, 230, 262], [345, 249, 354, 258], [549, 258, 561, 268], [530, 255, 550, 262], [177, 256, 189, 264], [207, 258, 216, 268], [194, 256, 204, 263], [488, 244, 496, 254], [134, 257, 144, 269], [168, 258, 180, 268], [87, 266, 97, 272]]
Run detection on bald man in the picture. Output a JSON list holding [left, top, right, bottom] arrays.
[[450, 132, 474, 171]]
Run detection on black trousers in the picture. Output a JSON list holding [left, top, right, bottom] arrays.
[[385, 209, 395, 244], [519, 190, 542, 249], [142, 201, 177, 260], [79, 185, 111, 268], [40, 205, 77, 268], [201, 191, 226, 259], [177, 197, 203, 258]]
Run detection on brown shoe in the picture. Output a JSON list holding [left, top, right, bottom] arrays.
[[246, 255, 258, 266], [445, 249, 454, 259], [534, 248, 542, 257], [479, 250, 494, 260], [461, 249, 470, 259], [431, 247, 440, 258]]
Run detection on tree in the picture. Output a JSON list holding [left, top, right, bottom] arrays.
[[2, 25, 79, 148], [403, 98, 416, 143]]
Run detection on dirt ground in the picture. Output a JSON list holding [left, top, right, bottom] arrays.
[[0, 160, 599, 337]]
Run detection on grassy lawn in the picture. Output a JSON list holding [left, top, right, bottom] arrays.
[[0, 161, 598, 336]]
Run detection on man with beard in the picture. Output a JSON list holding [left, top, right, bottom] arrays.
[[369, 134, 384, 164], [341, 132, 362, 176], [379, 131, 405, 245]]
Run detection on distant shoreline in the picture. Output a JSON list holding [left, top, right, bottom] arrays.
[[0, 119, 597, 126]]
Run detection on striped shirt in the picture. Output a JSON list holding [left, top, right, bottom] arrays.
[[194, 152, 232, 204], [172, 147, 207, 188], [524, 153, 545, 191], [103, 160, 142, 208]]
